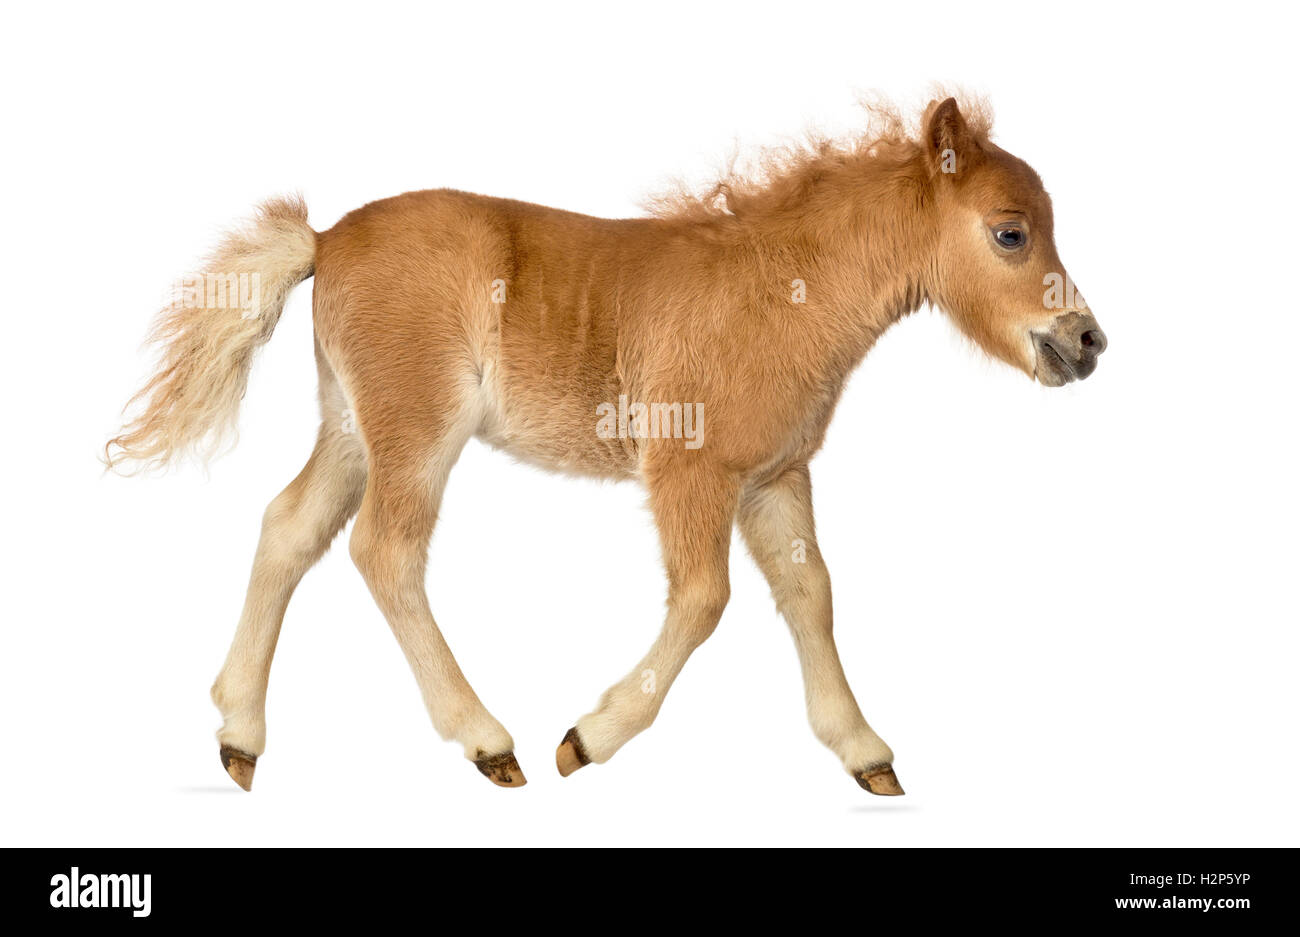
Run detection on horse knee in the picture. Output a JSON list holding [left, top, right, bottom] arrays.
[[672, 578, 730, 647]]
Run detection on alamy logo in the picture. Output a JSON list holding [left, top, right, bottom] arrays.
[[595, 394, 704, 449], [49, 867, 151, 918], [1042, 272, 1087, 311], [174, 271, 262, 319]]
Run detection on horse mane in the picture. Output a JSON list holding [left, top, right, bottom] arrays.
[[646, 91, 994, 226]]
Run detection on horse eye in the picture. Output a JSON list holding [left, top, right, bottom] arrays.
[[994, 227, 1024, 249]]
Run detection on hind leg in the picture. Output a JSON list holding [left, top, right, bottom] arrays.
[[210, 351, 367, 790], [347, 392, 523, 788]]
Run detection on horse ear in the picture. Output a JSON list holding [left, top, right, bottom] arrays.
[[923, 97, 979, 176]]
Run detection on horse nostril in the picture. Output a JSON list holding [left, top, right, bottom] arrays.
[[1080, 329, 1107, 355]]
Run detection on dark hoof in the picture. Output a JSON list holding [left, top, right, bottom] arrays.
[[474, 750, 527, 788], [855, 765, 905, 796], [219, 745, 257, 792], [555, 727, 591, 778]]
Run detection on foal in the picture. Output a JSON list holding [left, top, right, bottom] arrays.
[[108, 97, 1106, 794]]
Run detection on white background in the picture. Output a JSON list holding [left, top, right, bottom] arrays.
[[2, 1, 1296, 847]]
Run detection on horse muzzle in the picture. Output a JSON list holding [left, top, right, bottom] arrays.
[[1032, 312, 1107, 386]]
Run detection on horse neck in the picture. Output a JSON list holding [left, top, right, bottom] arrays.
[[749, 158, 938, 379]]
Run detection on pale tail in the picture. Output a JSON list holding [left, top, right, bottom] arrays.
[[106, 196, 316, 472]]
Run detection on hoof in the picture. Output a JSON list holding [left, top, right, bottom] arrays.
[[855, 765, 905, 796], [555, 727, 591, 778], [219, 745, 257, 792], [474, 750, 527, 788]]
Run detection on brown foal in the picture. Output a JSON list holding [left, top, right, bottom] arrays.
[[108, 96, 1106, 794]]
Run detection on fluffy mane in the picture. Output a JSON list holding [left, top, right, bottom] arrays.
[[646, 91, 994, 225]]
